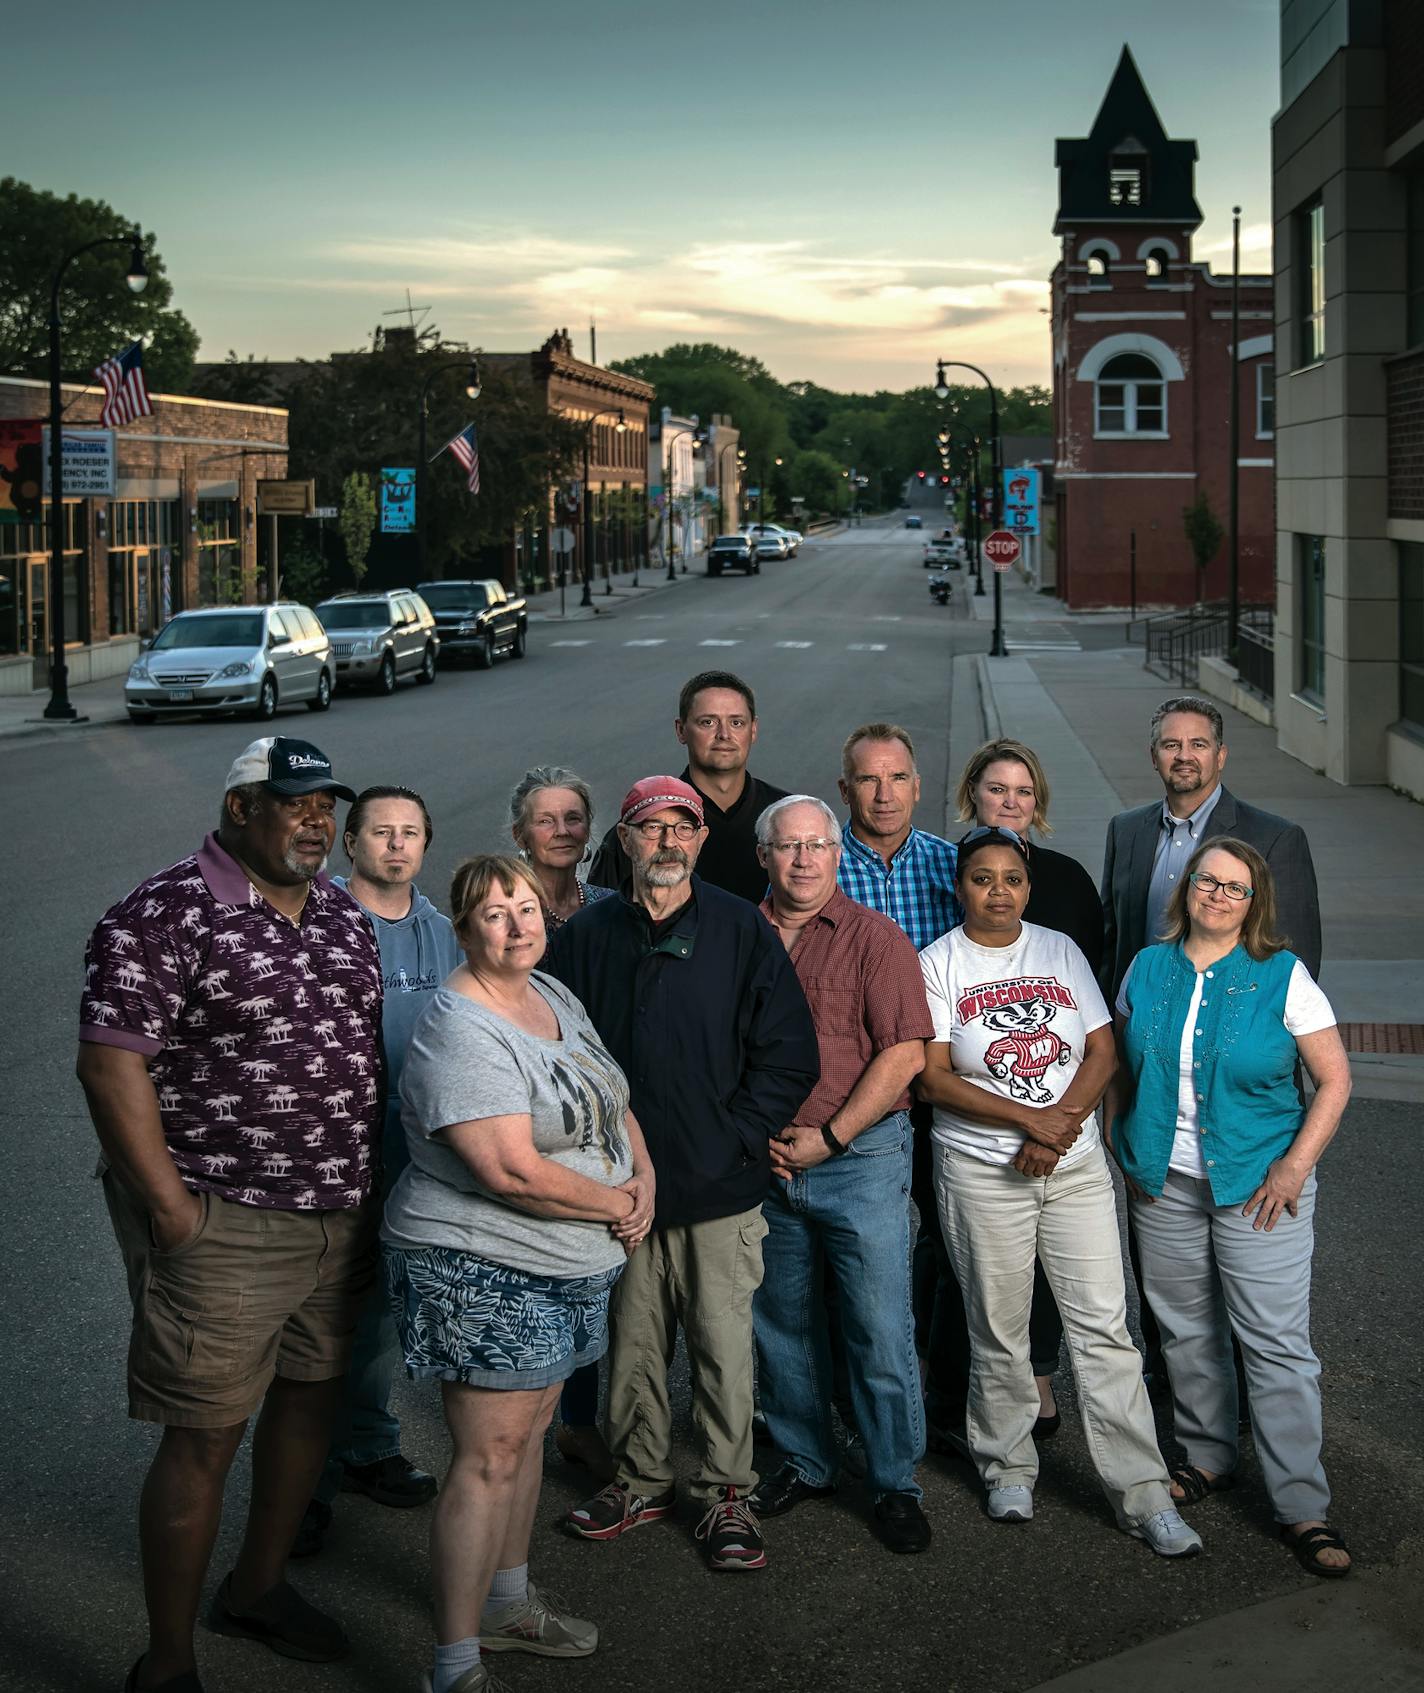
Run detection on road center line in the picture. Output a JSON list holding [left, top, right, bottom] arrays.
[[549, 639, 592, 647], [847, 643, 888, 652], [623, 639, 667, 647], [774, 641, 814, 649], [699, 639, 741, 646]]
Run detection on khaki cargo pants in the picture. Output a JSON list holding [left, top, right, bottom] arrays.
[[605, 1205, 768, 1507]]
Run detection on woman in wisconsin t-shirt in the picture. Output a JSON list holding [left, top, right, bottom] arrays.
[[915, 827, 1199, 1557]]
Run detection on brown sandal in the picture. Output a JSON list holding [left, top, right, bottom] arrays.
[[1280, 1522, 1352, 1579]]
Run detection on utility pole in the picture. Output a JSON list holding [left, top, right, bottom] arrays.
[[1227, 205, 1242, 660]]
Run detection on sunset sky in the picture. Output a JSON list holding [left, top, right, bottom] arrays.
[[12, 0, 1281, 392]]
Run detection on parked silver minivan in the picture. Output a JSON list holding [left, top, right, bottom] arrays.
[[125, 603, 334, 723]]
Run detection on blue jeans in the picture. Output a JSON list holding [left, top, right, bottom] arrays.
[[315, 1112, 408, 1505], [754, 1111, 924, 1499]]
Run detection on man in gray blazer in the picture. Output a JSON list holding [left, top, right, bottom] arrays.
[[1101, 695, 1322, 999]]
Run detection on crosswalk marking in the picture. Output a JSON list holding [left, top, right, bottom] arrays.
[[635, 614, 666, 620], [624, 638, 666, 647], [549, 639, 591, 647], [775, 641, 813, 649], [847, 643, 888, 652], [699, 639, 741, 647], [1006, 639, 1082, 653], [872, 615, 903, 622]]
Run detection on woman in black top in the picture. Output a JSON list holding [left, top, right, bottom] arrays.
[[917, 740, 1104, 1445], [955, 739, 1104, 979]]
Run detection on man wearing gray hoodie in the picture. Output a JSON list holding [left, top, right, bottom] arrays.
[[299, 786, 462, 1554]]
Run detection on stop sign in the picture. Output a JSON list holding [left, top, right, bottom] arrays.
[[983, 530, 1022, 571]]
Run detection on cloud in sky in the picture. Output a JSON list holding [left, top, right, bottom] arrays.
[[302, 226, 1055, 385]]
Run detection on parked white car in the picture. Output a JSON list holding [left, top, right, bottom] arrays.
[[125, 604, 334, 723], [745, 522, 801, 557]]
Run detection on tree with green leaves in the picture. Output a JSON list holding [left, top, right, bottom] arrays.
[[0, 177, 198, 392], [1182, 491, 1225, 600], [276, 337, 582, 585], [339, 472, 377, 586]]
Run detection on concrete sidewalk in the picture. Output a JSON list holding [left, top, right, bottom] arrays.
[[952, 564, 1424, 1092]]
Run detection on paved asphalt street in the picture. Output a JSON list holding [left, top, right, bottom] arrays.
[[3, 518, 1420, 1693]]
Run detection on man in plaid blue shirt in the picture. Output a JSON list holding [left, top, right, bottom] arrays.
[[835, 722, 960, 948], [835, 721, 962, 1473]]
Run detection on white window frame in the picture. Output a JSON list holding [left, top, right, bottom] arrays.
[[1093, 355, 1168, 439], [1256, 363, 1275, 439]]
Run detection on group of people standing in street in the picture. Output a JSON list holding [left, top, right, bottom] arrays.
[[77, 672, 1353, 1693]]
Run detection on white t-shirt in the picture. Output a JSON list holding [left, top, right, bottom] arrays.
[[1116, 956, 1335, 1178], [919, 922, 1111, 1167]]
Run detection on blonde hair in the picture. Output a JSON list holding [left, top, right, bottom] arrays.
[[955, 738, 1053, 836], [449, 853, 545, 941], [1157, 836, 1287, 959]]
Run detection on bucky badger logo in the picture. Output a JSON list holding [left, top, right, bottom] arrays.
[[981, 998, 1071, 1103]]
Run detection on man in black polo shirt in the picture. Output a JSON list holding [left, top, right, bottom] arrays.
[[587, 671, 785, 903]]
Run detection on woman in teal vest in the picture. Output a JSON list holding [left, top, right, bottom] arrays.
[[1108, 836, 1353, 1578]]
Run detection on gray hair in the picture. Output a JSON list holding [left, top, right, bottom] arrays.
[[1150, 695, 1224, 749], [508, 765, 595, 845], [755, 793, 842, 848]]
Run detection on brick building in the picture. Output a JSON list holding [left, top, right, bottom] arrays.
[[1050, 48, 1276, 610], [1271, 0, 1424, 792], [481, 330, 654, 590], [0, 377, 288, 694]]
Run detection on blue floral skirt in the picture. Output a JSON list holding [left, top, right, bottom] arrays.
[[384, 1245, 622, 1390]]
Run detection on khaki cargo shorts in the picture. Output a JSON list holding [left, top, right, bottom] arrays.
[[103, 1173, 377, 1428]]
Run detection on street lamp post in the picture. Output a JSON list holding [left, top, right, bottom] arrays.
[[936, 358, 1006, 655], [580, 407, 626, 607], [45, 228, 148, 720], [416, 357, 482, 580]]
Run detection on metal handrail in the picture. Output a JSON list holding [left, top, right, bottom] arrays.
[[1141, 601, 1272, 686]]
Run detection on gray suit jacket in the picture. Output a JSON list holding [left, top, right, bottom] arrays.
[[1100, 784, 1322, 997]]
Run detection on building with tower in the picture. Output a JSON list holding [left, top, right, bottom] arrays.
[[1050, 47, 1276, 610]]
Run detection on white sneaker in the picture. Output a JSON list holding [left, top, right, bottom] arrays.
[[986, 1484, 1034, 1523], [1129, 1507, 1203, 1558], [481, 1579, 598, 1657]]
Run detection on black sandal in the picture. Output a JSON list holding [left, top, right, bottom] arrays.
[[1168, 1464, 1235, 1505], [1280, 1523, 1352, 1579]]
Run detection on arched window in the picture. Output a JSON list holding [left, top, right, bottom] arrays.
[[1087, 254, 1108, 279], [1144, 251, 1166, 279], [1095, 353, 1166, 434]]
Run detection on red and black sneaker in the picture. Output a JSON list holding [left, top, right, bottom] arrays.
[[561, 1481, 676, 1542], [695, 1486, 767, 1571]]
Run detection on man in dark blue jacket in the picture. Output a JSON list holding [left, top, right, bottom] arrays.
[[545, 775, 818, 1574]]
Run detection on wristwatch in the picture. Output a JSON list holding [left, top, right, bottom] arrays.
[[820, 1122, 848, 1157]]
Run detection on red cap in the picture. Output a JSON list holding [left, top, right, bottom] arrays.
[[619, 775, 705, 828]]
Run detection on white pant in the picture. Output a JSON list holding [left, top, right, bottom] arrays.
[[934, 1140, 1171, 1525]]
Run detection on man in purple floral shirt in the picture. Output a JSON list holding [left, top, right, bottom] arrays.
[[77, 737, 382, 1693]]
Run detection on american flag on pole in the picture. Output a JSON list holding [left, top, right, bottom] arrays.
[[443, 423, 481, 494], [94, 340, 153, 427]]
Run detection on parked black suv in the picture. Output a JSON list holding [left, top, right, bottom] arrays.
[[416, 579, 528, 667], [706, 535, 758, 577]]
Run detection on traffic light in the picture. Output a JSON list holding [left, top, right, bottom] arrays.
[[916, 470, 926, 480], [939, 474, 950, 485]]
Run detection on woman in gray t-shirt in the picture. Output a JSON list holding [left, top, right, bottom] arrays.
[[382, 854, 653, 1687]]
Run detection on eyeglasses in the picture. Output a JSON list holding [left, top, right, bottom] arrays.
[[629, 819, 699, 841], [766, 837, 838, 857], [1188, 871, 1254, 900]]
